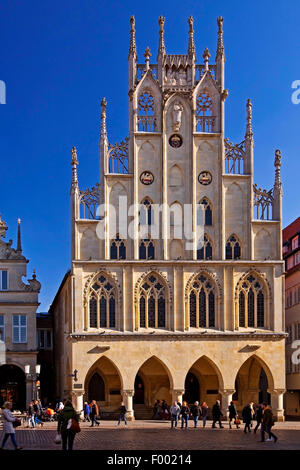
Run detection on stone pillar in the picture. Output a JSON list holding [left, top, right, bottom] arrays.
[[122, 390, 135, 421], [172, 389, 185, 405], [72, 392, 84, 417], [220, 389, 235, 420], [270, 389, 285, 422]]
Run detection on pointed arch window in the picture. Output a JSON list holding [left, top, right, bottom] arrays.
[[110, 234, 126, 260], [196, 92, 215, 132], [188, 274, 216, 328], [226, 235, 241, 260], [197, 234, 212, 260], [88, 274, 117, 329], [138, 274, 166, 328], [237, 274, 266, 328], [138, 92, 156, 132], [139, 198, 153, 227], [198, 198, 212, 226], [139, 238, 155, 260]]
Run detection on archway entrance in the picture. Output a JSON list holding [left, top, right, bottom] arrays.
[[233, 356, 272, 411], [84, 357, 122, 413], [184, 357, 222, 407], [134, 375, 144, 404], [0, 364, 26, 411]]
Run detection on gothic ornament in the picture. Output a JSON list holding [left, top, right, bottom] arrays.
[[198, 171, 212, 185], [169, 134, 183, 148], [172, 101, 184, 132], [140, 171, 154, 185]]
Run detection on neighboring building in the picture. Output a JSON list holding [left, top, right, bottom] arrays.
[[51, 16, 286, 420], [36, 311, 54, 405], [0, 216, 41, 410], [283, 217, 300, 417]]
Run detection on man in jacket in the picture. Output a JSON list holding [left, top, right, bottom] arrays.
[[90, 400, 100, 427], [242, 403, 253, 433], [212, 400, 224, 428], [170, 402, 180, 428], [254, 403, 265, 434], [260, 405, 278, 442]]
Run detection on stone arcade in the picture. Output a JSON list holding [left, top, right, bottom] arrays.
[[51, 16, 286, 420]]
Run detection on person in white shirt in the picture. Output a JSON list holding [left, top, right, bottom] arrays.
[[1, 402, 22, 450]]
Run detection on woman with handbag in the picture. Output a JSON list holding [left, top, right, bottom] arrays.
[[57, 400, 80, 451], [228, 401, 240, 429], [0, 401, 22, 450]]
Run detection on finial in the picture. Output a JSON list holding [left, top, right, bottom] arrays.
[[144, 47, 151, 70], [188, 16, 196, 58], [0, 215, 8, 239], [158, 16, 166, 57], [17, 217, 22, 252], [100, 97, 107, 139], [203, 47, 211, 70], [245, 98, 253, 138], [274, 149, 282, 190], [129, 15, 137, 57], [32, 268, 36, 280], [216, 16, 225, 60], [71, 146, 79, 188]]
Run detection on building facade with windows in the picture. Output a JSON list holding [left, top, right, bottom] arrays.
[[283, 217, 300, 417], [51, 16, 286, 419], [0, 216, 41, 410]]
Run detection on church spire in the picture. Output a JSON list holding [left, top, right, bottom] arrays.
[[71, 146, 79, 189], [245, 98, 253, 139], [274, 149, 282, 191], [216, 16, 225, 60], [157, 16, 166, 58], [188, 16, 196, 58], [16, 218, 22, 252], [128, 15, 137, 58], [100, 97, 107, 140]]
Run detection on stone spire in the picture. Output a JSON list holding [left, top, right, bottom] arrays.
[[245, 98, 253, 139], [16, 218, 22, 252], [71, 146, 79, 188], [188, 16, 196, 58], [144, 47, 151, 71], [157, 16, 166, 57], [274, 149, 282, 191], [100, 97, 107, 139], [203, 47, 211, 71], [128, 15, 137, 58], [216, 16, 225, 60], [0, 215, 8, 239]]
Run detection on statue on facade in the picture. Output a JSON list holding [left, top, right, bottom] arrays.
[[172, 101, 183, 132]]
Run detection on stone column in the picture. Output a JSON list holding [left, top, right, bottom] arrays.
[[72, 391, 84, 417], [220, 389, 235, 420], [270, 389, 285, 422], [122, 390, 135, 421], [172, 389, 185, 405]]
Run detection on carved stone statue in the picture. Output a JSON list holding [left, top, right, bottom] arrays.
[[172, 101, 183, 132]]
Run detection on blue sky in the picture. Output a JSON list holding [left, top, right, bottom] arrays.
[[0, 0, 299, 311]]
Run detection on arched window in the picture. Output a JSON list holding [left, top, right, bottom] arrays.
[[226, 235, 241, 260], [138, 274, 166, 328], [139, 238, 155, 260], [188, 273, 216, 328], [138, 92, 155, 132], [88, 274, 117, 329], [198, 198, 212, 226], [237, 274, 266, 328], [110, 234, 126, 260], [139, 198, 153, 227], [196, 92, 214, 132], [197, 234, 212, 260]]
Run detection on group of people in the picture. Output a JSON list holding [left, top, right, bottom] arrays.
[[168, 400, 214, 429], [83, 400, 101, 426]]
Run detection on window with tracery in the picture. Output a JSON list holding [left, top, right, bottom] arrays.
[[139, 199, 153, 227], [196, 92, 215, 132], [138, 92, 156, 132], [139, 238, 155, 260], [197, 235, 212, 260], [226, 235, 241, 260], [198, 198, 212, 226], [189, 274, 216, 328], [89, 274, 116, 329], [110, 234, 126, 260], [238, 274, 265, 328], [138, 274, 166, 328]]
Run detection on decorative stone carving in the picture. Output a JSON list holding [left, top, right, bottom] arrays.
[[172, 102, 183, 132]]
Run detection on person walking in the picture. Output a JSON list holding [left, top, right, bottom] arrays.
[[180, 401, 190, 429], [170, 401, 180, 428], [90, 400, 100, 426], [161, 400, 169, 420], [212, 400, 224, 428], [254, 403, 264, 434], [0, 402, 22, 450], [152, 400, 159, 419], [201, 402, 209, 428], [83, 402, 91, 422], [260, 405, 278, 443], [190, 401, 201, 428], [57, 400, 79, 451], [117, 402, 127, 426], [242, 403, 252, 433], [228, 401, 239, 429], [27, 401, 35, 428]]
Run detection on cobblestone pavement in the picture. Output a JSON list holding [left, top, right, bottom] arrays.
[[1, 421, 300, 450]]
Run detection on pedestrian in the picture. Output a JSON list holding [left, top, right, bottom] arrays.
[[212, 400, 224, 428], [170, 401, 180, 428], [260, 405, 278, 443], [27, 401, 35, 428], [161, 400, 169, 420], [57, 399, 79, 451], [33, 400, 43, 426], [190, 401, 200, 428], [152, 400, 159, 419], [180, 401, 190, 429], [0, 402, 22, 450], [83, 402, 91, 422], [117, 402, 127, 426], [242, 403, 252, 433], [228, 401, 239, 429], [201, 402, 208, 427], [254, 403, 264, 434], [90, 400, 100, 426]]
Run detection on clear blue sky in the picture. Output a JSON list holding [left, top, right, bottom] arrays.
[[0, 0, 299, 311]]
